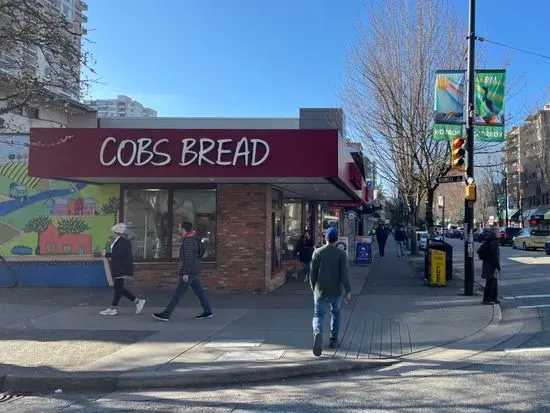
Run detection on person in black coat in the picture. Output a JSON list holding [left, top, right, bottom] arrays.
[[100, 223, 146, 316], [477, 228, 501, 305], [296, 230, 315, 283], [376, 225, 389, 257]]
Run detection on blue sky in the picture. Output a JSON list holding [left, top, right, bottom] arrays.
[[86, 0, 550, 128]]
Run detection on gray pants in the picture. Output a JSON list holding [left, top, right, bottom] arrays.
[[396, 241, 404, 256]]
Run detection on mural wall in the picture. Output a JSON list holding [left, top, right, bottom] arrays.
[[0, 135, 120, 259]]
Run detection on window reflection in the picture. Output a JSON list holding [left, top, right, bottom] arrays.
[[172, 190, 217, 259], [123, 189, 169, 260]]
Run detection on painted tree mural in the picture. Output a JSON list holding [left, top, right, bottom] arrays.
[[57, 217, 90, 236], [101, 196, 120, 225], [23, 215, 51, 255]]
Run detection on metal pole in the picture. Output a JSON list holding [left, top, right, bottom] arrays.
[[464, 0, 476, 296], [504, 172, 509, 226]]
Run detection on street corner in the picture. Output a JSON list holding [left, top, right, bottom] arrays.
[[0, 358, 399, 393]]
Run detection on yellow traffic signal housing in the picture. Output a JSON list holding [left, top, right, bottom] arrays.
[[451, 138, 466, 172], [465, 183, 476, 202]]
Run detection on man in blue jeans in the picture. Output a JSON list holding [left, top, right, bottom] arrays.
[[310, 227, 351, 356], [153, 221, 213, 321]]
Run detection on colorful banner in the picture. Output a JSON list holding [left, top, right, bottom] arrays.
[[475, 125, 504, 142], [475, 69, 505, 127], [433, 123, 463, 141], [434, 70, 465, 125]]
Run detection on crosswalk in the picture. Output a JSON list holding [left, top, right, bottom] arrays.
[[503, 294, 550, 309]]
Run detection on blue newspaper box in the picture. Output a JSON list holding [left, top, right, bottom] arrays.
[[355, 236, 372, 265]]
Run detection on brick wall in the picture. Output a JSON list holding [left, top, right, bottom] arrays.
[[131, 184, 277, 294]]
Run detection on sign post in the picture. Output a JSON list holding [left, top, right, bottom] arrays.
[[355, 236, 372, 265]]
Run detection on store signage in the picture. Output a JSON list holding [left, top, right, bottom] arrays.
[[99, 137, 270, 167], [347, 163, 363, 190], [330, 201, 361, 208]]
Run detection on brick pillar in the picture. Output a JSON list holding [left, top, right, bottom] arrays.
[[217, 184, 270, 293]]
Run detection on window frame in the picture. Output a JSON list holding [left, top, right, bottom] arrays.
[[119, 183, 217, 263]]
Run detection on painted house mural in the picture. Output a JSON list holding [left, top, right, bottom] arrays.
[[0, 135, 120, 258]]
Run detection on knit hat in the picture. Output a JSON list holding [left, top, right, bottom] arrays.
[[326, 227, 339, 242], [111, 223, 127, 234]]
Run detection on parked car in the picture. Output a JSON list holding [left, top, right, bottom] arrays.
[[498, 227, 521, 246], [513, 229, 550, 251]]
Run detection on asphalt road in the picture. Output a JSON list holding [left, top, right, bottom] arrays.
[[444, 237, 550, 309], [6, 350, 550, 412]]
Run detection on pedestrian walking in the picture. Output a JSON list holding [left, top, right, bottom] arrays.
[[100, 223, 146, 316], [153, 221, 213, 321], [310, 227, 351, 357], [394, 227, 405, 257], [477, 227, 501, 305], [376, 225, 389, 257], [295, 230, 315, 283]]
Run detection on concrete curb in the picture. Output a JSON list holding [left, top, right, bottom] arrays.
[[0, 358, 397, 393]]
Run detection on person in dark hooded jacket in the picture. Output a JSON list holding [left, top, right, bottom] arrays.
[[477, 227, 501, 305], [296, 230, 315, 283]]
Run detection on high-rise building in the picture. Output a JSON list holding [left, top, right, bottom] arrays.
[[0, 0, 88, 99], [85, 95, 158, 118], [504, 104, 550, 225]]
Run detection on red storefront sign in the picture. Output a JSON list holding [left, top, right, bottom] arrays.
[[29, 129, 341, 179], [347, 162, 363, 190]]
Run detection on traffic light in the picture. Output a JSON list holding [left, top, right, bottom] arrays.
[[451, 138, 466, 171]]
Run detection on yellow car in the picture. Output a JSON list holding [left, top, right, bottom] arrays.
[[512, 229, 550, 251]]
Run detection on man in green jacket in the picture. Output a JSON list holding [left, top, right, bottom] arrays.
[[310, 227, 352, 356]]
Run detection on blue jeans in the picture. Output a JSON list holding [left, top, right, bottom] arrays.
[[303, 261, 311, 276], [312, 294, 343, 339], [164, 275, 212, 316]]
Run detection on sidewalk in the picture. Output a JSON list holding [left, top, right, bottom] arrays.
[[0, 239, 507, 392]]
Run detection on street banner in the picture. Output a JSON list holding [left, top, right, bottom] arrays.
[[433, 123, 463, 141], [475, 69, 505, 142], [434, 70, 465, 124], [433, 70, 465, 140]]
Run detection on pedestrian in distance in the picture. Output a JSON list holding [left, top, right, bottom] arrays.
[[376, 224, 389, 257], [394, 226, 405, 257], [477, 226, 501, 305], [295, 230, 315, 283], [153, 221, 213, 321], [100, 223, 146, 316], [310, 227, 351, 357]]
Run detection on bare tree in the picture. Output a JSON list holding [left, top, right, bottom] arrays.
[[0, 0, 94, 134], [344, 0, 466, 235]]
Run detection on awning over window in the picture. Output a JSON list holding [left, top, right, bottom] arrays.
[[531, 208, 550, 220]]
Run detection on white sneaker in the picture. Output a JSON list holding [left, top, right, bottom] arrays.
[[100, 308, 118, 316], [135, 299, 146, 314]]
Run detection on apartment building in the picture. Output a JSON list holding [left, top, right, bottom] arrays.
[[505, 104, 550, 225], [0, 0, 88, 99], [84, 95, 158, 118]]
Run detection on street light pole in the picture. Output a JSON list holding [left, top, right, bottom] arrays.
[[463, 0, 476, 296], [503, 171, 509, 226]]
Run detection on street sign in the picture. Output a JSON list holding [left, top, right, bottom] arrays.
[[437, 175, 464, 184]]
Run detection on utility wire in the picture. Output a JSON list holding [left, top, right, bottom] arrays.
[[476, 36, 550, 60]]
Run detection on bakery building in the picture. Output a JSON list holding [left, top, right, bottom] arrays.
[[24, 108, 371, 293]]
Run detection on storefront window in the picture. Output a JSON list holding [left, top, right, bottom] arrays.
[[124, 189, 170, 260], [172, 190, 216, 259], [283, 201, 302, 259], [123, 187, 216, 261]]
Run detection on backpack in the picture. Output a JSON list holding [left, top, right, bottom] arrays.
[[197, 239, 206, 258], [477, 242, 488, 260]]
